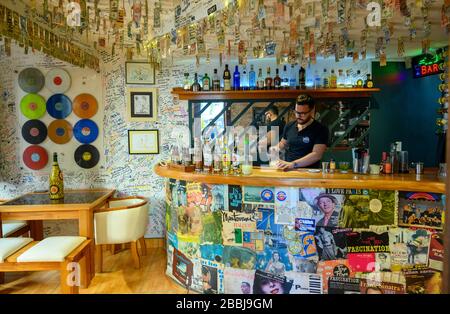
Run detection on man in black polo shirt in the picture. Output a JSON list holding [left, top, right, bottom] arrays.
[[271, 94, 328, 169], [255, 106, 286, 166]]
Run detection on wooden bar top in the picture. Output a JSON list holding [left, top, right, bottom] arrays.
[[155, 165, 445, 193]]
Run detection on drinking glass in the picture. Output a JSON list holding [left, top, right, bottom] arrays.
[[339, 161, 350, 173]]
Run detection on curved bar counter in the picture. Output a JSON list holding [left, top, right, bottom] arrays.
[[156, 165, 446, 294]]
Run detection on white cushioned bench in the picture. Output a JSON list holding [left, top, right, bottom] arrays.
[[0, 236, 92, 294], [2, 221, 29, 237]]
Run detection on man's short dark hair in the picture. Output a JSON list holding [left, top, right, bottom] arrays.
[[241, 282, 250, 287], [296, 94, 315, 109], [267, 106, 279, 116]]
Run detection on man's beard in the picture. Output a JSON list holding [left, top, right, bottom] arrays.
[[297, 116, 312, 125]]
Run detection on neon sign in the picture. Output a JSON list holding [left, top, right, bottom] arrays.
[[412, 53, 444, 78]]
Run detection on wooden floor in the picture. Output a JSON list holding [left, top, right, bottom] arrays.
[[0, 247, 187, 294]]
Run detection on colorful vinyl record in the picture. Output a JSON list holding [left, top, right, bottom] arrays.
[[18, 68, 45, 93], [73, 93, 98, 118], [74, 144, 100, 169], [23, 145, 48, 170], [46, 94, 72, 119], [73, 119, 99, 144], [22, 120, 47, 144], [45, 68, 71, 93], [48, 119, 73, 144], [20, 93, 46, 119]]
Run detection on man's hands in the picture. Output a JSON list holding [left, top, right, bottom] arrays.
[[276, 160, 295, 170]]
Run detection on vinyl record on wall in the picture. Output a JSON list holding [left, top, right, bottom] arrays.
[[18, 68, 45, 93], [74, 144, 100, 169], [46, 94, 72, 119], [23, 145, 48, 170], [45, 68, 71, 93], [22, 119, 47, 144], [73, 93, 98, 118], [48, 119, 73, 144], [20, 94, 46, 119], [73, 119, 99, 144]]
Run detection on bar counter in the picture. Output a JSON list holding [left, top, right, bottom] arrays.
[[155, 165, 445, 193]]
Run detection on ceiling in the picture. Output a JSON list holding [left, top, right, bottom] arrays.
[[3, 0, 449, 65]]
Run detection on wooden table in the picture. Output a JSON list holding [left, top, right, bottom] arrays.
[[0, 189, 115, 284]]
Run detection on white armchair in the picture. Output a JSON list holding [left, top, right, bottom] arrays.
[[94, 196, 149, 272]]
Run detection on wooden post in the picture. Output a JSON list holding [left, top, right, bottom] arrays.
[[444, 42, 450, 294]]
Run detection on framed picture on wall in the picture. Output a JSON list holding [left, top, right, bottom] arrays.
[[125, 62, 155, 84], [127, 87, 158, 121], [128, 129, 159, 154]]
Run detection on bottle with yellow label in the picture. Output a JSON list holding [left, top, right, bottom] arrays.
[[49, 152, 64, 200]]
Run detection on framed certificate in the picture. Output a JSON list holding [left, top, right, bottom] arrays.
[[128, 129, 159, 154], [125, 62, 155, 84]]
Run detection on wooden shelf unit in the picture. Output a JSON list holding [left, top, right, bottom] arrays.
[[172, 87, 381, 101]]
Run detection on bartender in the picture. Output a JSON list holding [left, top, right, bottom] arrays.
[[271, 94, 328, 170]]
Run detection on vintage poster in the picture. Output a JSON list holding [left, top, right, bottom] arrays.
[[200, 244, 224, 263], [166, 179, 178, 234], [177, 236, 200, 260], [172, 248, 194, 289], [172, 180, 187, 208], [201, 211, 222, 244], [253, 270, 293, 294], [300, 188, 345, 228], [314, 227, 350, 261], [222, 210, 258, 246], [223, 267, 256, 294], [286, 272, 323, 294], [389, 228, 431, 270], [294, 218, 315, 232], [428, 232, 443, 271], [357, 271, 406, 286], [282, 225, 317, 258], [256, 247, 293, 276], [223, 246, 257, 270], [328, 276, 361, 294], [177, 203, 202, 240], [316, 260, 353, 294], [257, 206, 284, 249], [228, 185, 243, 211], [201, 259, 224, 294], [243, 186, 275, 205], [211, 184, 227, 212], [404, 267, 442, 294], [187, 182, 212, 213], [339, 189, 397, 228], [274, 187, 299, 224], [398, 191, 444, 230], [360, 278, 405, 294], [292, 258, 318, 273], [346, 230, 390, 254], [348, 252, 376, 272]]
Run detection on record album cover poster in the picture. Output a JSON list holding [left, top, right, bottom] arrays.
[[328, 276, 361, 294], [428, 232, 443, 271], [211, 184, 227, 212], [300, 188, 345, 228], [200, 244, 224, 264], [316, 260, 353, 294], [243, 186, 275, 205], [223, 246, 257, 270], [360, 278, 405, 294], [222, 211, 258, 246], [201, 211, 222, 244], [286, 272, 323, 294], [256, 247, 293, 276], [223, 268, 256, 294], [389, 228, 431, 270], [253, 270, 293, 294], [228, 185, 243, 212], [274, 187, 299, 224], [314, 227, 350, 261], [172, 248, 194, 288], [398, 191, 444, 230]]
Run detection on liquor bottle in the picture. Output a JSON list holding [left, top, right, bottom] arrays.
[[265, 67, 273, 90], [329, 159, 336, 173], [212, 69, 221, 91], [233, 65, 240, 90], [249, 65, 256, 90], [438, 97, 448, 105], [223, 64, 231, 91], [438, 83, 448, 93], [183, 73, 190, 90], [356, 70, 364, 87], [384, 153, 392, 174], [232, 135, 241, 175], [381, 151, 387, 173], [194, 137, 203, 172], [299, 66, 306, 89], [192, 73, 201, 92], [202, 73, 211, 91], [241, 65, 249, 90], [322, 69, 329, 88], [337, 69, 345, 88], [329, 69, 337, 88], [289, 64, 297, 88], [213, 140, 222, 173], [364, 74, 373, 88], [345, 69, 353, 87], [171, 145, 180, 165], [274, 68, 282, 89], [49, 152, 64, 200], [203, 138, 212, 172], [437, 108, 448, 114], [222, 136, 231, 174], [257, 68, 265, 90], [282, 65, 289, 88], [313, 70, 321, 89]]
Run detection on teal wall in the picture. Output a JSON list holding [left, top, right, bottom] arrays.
[[370, 62, 441, 167]]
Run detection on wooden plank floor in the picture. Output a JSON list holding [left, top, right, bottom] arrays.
[[0, 247, 187, 294]]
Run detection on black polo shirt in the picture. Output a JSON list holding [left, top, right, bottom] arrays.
[[281, 120, 328, 168]]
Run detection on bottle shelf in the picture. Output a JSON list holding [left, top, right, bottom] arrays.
[[172, 87, 380, 101]]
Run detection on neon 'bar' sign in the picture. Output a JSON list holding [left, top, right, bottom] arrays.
[[412, 53, 444, 78]]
